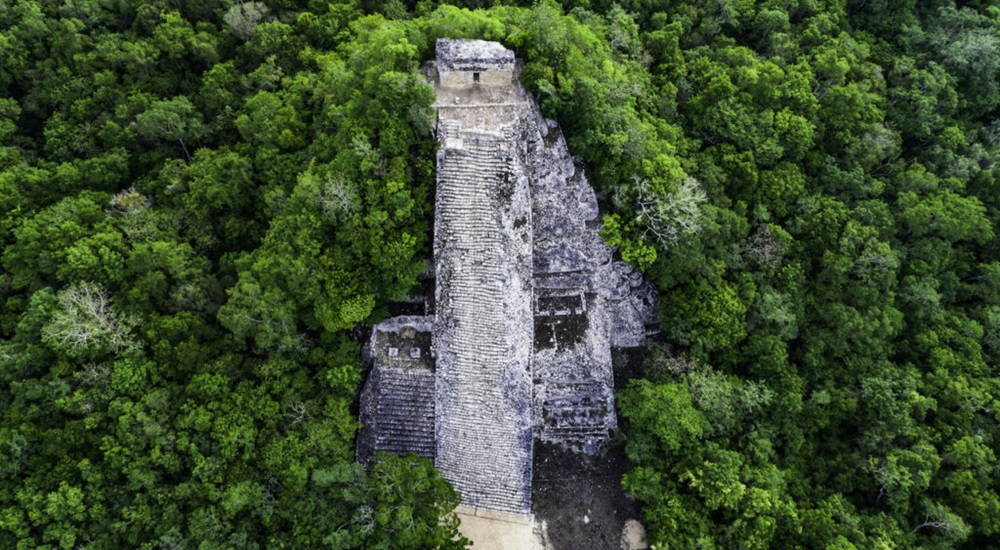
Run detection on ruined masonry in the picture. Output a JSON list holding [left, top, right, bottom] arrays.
[[357, 39, 659, 516]]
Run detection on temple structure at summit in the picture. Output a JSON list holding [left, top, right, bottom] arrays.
[[357, 39, 659, 518]]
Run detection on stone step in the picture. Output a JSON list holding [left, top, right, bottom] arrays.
[[379, 376, 434, 388], [379, 444, 435, 456], [378, 389, 435, 401], [377, 407, 434, 419], [379, 433, 436, 444], [373, 421, 434, 434], [377, 438, 435, 451], [448, 342, 506, 352], [377, 394, 434, 406]]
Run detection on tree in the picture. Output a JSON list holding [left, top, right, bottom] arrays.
[[363, 454, 469, 549], [40, 282, 138, 359], [917, 5, 1000, 119], [2, 192, 111, 292], [661, 276, 749, 356], [224, 2, 270, 41], [135, 96, 207, 162], [634, 175, 707, 246]]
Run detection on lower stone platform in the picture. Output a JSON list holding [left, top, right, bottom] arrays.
[[455, 507, 542, 550]]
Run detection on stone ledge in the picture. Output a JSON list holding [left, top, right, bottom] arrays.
[[433, 102, 532, 109], [456, 506, 535, 526]]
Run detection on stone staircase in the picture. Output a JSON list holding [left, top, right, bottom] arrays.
[[367, 368, 436, 460], [434, 137, 534, 515]]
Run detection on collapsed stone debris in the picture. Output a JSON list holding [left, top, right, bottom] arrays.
[[357, 39, 659, 517]]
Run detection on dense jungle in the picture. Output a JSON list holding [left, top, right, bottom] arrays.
[[1, 0, 999, 548]]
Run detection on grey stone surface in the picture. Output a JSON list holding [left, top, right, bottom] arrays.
[[436, 38, 515, 73], [526, 119, 619, 455], [357, 316, 436, 466], [433, 129, 535, 515], [357, 40, 658, 516]]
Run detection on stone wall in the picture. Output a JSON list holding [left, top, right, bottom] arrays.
[[439, 69, 513, 88], [436, 38, 515, 88]]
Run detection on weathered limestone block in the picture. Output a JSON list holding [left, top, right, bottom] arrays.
[[437, 39, 515, 87]]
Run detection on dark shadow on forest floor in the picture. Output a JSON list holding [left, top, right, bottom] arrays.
[[532, 440, 643, 550]]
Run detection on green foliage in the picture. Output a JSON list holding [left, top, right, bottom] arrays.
[[360, 454, 469, 549], [0, 3, 465, 548], [609, 1, 1000, 548], [40, 281, 138, 360], [2, 0, 1000, 547], [135, 96, 208, 162]]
